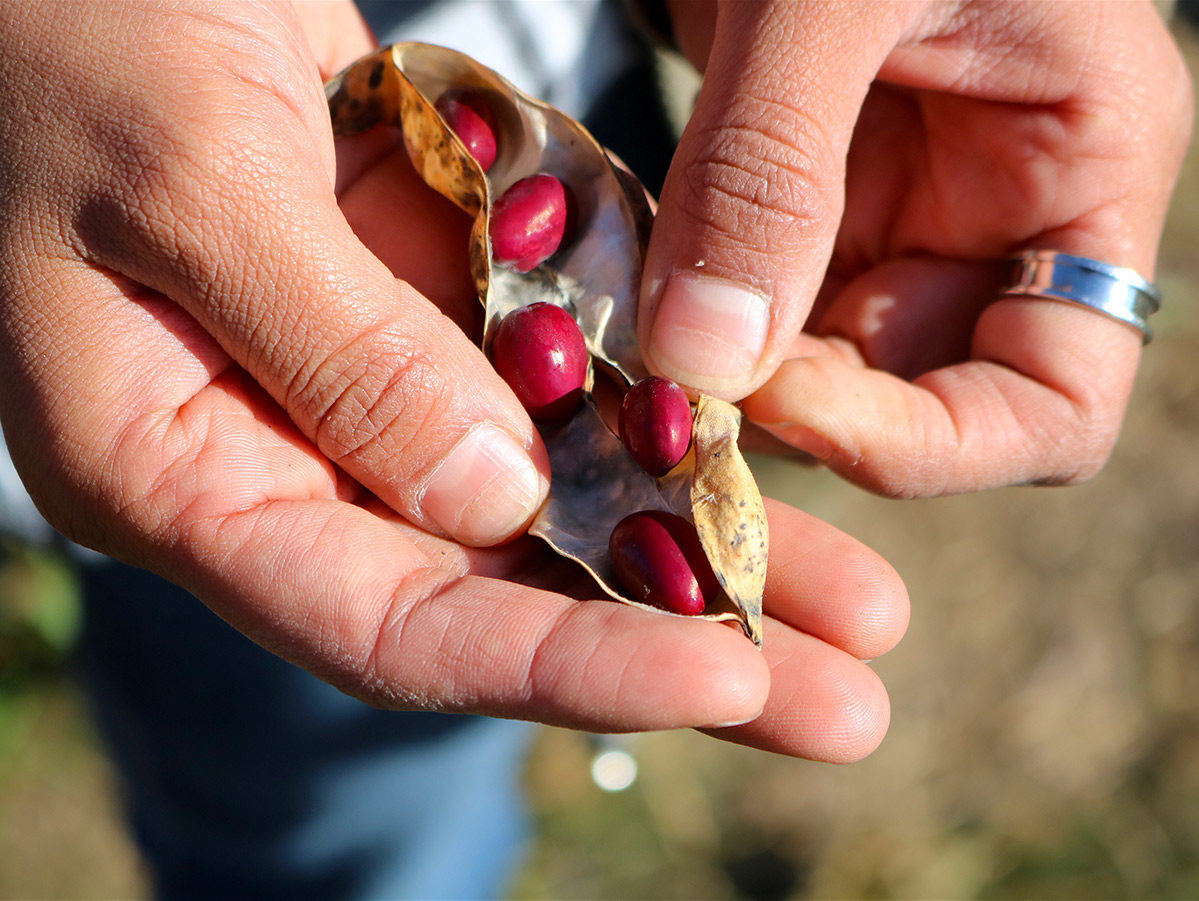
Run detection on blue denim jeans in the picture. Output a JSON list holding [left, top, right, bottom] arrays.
[[76, 559, 533, 900]]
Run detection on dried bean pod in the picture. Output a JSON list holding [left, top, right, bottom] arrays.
[[689, 397, 767, 644], [327, 43, 648, 379], [325, 43, 767, 644]]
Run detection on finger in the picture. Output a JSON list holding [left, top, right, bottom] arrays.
[[292, 0, 377, 79], [639, 0, 920, 400], [741, 1, 1192, 494], [745, 300, 1142, 496], [61, 14, 546, 546], [334, 128, 480, 333], [2, 263, 770, 732], [811, 257, 1007, 381], [693, 500, 904, 761], [194, 499, 773, 732], [760, 500, 909, 662], [703, 619, 892, 762]]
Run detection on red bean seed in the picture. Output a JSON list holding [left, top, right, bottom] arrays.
[[609, 510, 719, 616], [435, 89, 498, 171], [619, 376, 693, 476], [490, 174, 571, 272], [491, 302, 588, 421]]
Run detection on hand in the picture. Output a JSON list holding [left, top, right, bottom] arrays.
[[0, 0, 907, 760], [640, 0, 1192, 494]]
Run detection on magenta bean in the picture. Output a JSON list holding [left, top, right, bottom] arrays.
[[489, 174, 571, 272], [491, 302, 588, 421], [434, 89, 498, 171], [608, 511, 720, 616], [618, 376, 693, 476]]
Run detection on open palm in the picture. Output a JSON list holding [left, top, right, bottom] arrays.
[[0, 1, 907, 759]]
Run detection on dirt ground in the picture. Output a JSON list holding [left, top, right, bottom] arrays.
[[3, 12, 1199, 901]]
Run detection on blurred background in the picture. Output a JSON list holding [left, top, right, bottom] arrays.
[[3, 8, 1198, 901]]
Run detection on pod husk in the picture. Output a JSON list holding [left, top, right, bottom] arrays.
[[327, 43, 648, 380], [326, 43, 766, 644]]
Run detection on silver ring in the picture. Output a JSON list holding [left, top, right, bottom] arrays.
[[1005, 250, 1162, 343]]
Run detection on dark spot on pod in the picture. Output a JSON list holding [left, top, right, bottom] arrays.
[[368, 61, 385, 89]]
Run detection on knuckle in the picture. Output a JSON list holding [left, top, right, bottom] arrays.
[[290, 327, 449, 477], [76, 81, 317, 284], [75, 119, 188, 260], [681, 92, 839, 255], [354, 564, 467, 709], [1031, 402, 1118, 486], [1154, 40, 1194, 165], [524, 602, 626, 719]]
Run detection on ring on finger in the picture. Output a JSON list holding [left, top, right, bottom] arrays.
[[1003, 250, 1162, 343]]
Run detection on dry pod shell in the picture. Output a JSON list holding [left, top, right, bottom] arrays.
[[326, 43, 767, 644]]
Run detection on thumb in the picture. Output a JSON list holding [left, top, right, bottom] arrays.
[[57, 10, 550, 548], [640, 0, 915, 400]]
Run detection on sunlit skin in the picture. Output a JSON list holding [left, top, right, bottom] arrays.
[[0, 1, 908, 761], [642, 0, 1191, 496], [0, 0, 1187, 761]]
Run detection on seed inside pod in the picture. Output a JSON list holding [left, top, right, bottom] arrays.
[[491, 302, 588, 421], [326, 43, 767, 644], [490, 173, 572, 272], [608, 510, 720, 616], [434, 88, 498, 171], [618, 376, 693, 477]]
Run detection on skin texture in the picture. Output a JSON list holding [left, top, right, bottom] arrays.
[[0, 1, 908, 761], [643, 0, 1193, 496]]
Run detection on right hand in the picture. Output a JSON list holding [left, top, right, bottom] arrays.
[[640, 0, 1191, 496], [0, 0, 908, 759]]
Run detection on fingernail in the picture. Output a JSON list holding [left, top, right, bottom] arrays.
[[647, 272, 770, 399], [700, 714, 761, 729], [421, 424, 548, 546]]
